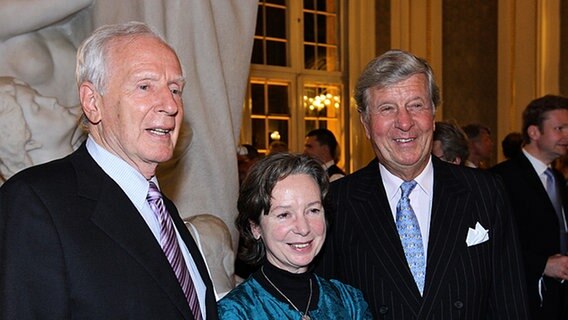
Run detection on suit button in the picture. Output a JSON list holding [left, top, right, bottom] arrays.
[[379, 305, 389, 315], [453, 300, 464, 309]]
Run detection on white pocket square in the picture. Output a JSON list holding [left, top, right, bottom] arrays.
[[466, 222, 489, 247]]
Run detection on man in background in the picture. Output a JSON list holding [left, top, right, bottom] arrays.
[[462, 123, 493, 168], [237, 144, 260, 186], [432, 120, 469, 165], [492, 95, 568, 319], [0, 22, 217, 319], [304, 128, 345, 181], [501, 131, 523, 160]]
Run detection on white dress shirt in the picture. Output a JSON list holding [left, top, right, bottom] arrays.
[[380, 157, 434, 258]]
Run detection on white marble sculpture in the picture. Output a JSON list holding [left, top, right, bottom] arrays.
[[0, 77, 84, 183], [0, 0, 93, 107], [184, 214, 236, 300]]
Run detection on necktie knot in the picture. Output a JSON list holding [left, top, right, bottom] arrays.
[[400, 180, 418, 198], [147, 181, 162, 202], [545, 167, 556, 183]]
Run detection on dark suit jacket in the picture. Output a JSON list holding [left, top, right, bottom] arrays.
[[315, 157, 530, 319], [492, 153, 568, 319], [327, 164, 345, 177], [0, 144, 218, 320]]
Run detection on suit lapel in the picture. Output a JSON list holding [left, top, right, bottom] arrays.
[[71, 145, 194, 319], [350, 160, 423, 308], [516, 154, 555, 210], [420, 159, 470, 313]]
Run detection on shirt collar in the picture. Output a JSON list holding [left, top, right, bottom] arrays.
[[322, 160, 335, 170], [86, 135, 156, 211], [380, 157, 434, 202], [522, 148, 549, 176]]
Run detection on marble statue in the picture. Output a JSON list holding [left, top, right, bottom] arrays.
[[184, 214, 236, 300], [0, 77, 84, 183], [0, 0, 93, 107]]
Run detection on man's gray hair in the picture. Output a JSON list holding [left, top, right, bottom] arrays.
[[354, 50, 440, 121], [75, 21, 174, 94]]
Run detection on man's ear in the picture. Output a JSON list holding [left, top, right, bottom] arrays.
[[527, 125, 540, 141], [79, 82, 102, 124], [360, 114, 371, 139]]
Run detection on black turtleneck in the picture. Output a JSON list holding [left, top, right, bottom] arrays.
[[252, 262, 320, 312]]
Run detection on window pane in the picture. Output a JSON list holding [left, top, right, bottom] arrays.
[[267, 85, 289, 115], [303, 0, 339, 71], [255, 7, 263, 35], [316, 13, 327, 43], [324, 46, 338, 71], [253, 1, 288, 67], [316, 46, 328, 71], [304, 44, 315, 69], [251, 39, 264, 64], [252, 119, 267, 150], [304, 0, 315, 10], [305, 120, 317, 133], [251, 83, 265, 115], [268, 119, 289, 146], [303, 84, 341, 118], [304, 12, 315, 42], [266, 41, 287, 66], [316, 0, 328, 11], [266, 6, 286, 39]]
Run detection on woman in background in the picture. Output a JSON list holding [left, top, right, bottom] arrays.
[[218, 153, 371, 319]]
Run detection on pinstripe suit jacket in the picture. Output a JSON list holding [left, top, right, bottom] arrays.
[[315, 157, 530, 319], [0, 144, 218, 319], [492, 153, 568, 319]]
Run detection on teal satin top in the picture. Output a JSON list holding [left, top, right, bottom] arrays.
[[217, 275, 373, 319]]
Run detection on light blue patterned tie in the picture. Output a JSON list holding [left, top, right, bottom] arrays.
[[544, 168, 568, 254], [396, 180, 426, 295]]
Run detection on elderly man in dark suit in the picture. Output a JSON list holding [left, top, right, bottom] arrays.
[[0, 22, 217, 319], [315, 50, 530, 319], [492, 95, 568, 319]]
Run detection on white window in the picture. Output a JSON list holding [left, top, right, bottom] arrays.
[[242, 0, 345, 168]]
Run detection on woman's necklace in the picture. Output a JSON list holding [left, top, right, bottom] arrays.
[[261, 266, 313, 320]]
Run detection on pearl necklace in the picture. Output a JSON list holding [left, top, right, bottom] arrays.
[[261, 266, 313, 320]]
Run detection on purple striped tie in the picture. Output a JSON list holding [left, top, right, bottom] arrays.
[[147, 181, 202, 320]]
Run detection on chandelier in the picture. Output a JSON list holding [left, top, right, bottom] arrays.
[[303, 92, 340, 112]]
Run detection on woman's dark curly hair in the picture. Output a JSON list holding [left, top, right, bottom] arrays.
[[236, 152, 329, 266]]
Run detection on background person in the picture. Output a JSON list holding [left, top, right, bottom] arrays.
[[492, 95, 568, 319], [268, 140, 289, 155], [432, 120, 469, 165], [462, 123, 494, 168], [304, 128, 346, 181], [236, 144, 261, 186], [218, 153, 372, 319], [501, 131, 523, 160], [315, 50, 530, 319], [0, 22, 217, 319]]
